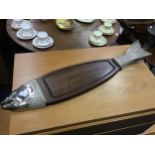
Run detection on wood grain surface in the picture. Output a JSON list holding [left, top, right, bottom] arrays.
[[3, 45, 154, 134], [37, 59, 120, 105], [142, 124, 155, 135], [0, 109, 10, 134], [6, 19, 121, 52]]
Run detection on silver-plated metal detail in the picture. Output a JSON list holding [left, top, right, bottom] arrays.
[[114, 41, 151, 68], [0, 80, 47, 110]]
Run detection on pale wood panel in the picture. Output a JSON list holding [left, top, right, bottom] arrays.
[[9, 45, 155, 134], [0, 108, 10, 134], [142, 124, 155, 135]]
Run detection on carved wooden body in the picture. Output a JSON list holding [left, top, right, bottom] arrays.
[[37, 59, 121, 105]]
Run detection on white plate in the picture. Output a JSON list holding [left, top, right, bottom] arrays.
[[16, 29, 37, 40], [98, 26, 115, 35], [32, 37, 54, 49], [89, 35, 107, 46], [76, 19, 95, 23]]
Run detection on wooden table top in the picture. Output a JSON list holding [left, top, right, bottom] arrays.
[[1, 45, 155, 134], [6, 19, 121, 52]]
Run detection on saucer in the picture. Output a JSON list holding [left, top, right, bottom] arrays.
[[11, 23, 21, 30], [32, 37, 54, 49], [11, 20, 27, 30], [100, 19, 116, 24], [16, 29, 37, 40], [89, 35, 107, 46], [98, 25, 115, 35], [36, 40, 50, 47], [76, 19, 95, 23], [56, 19, 74, 30]]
